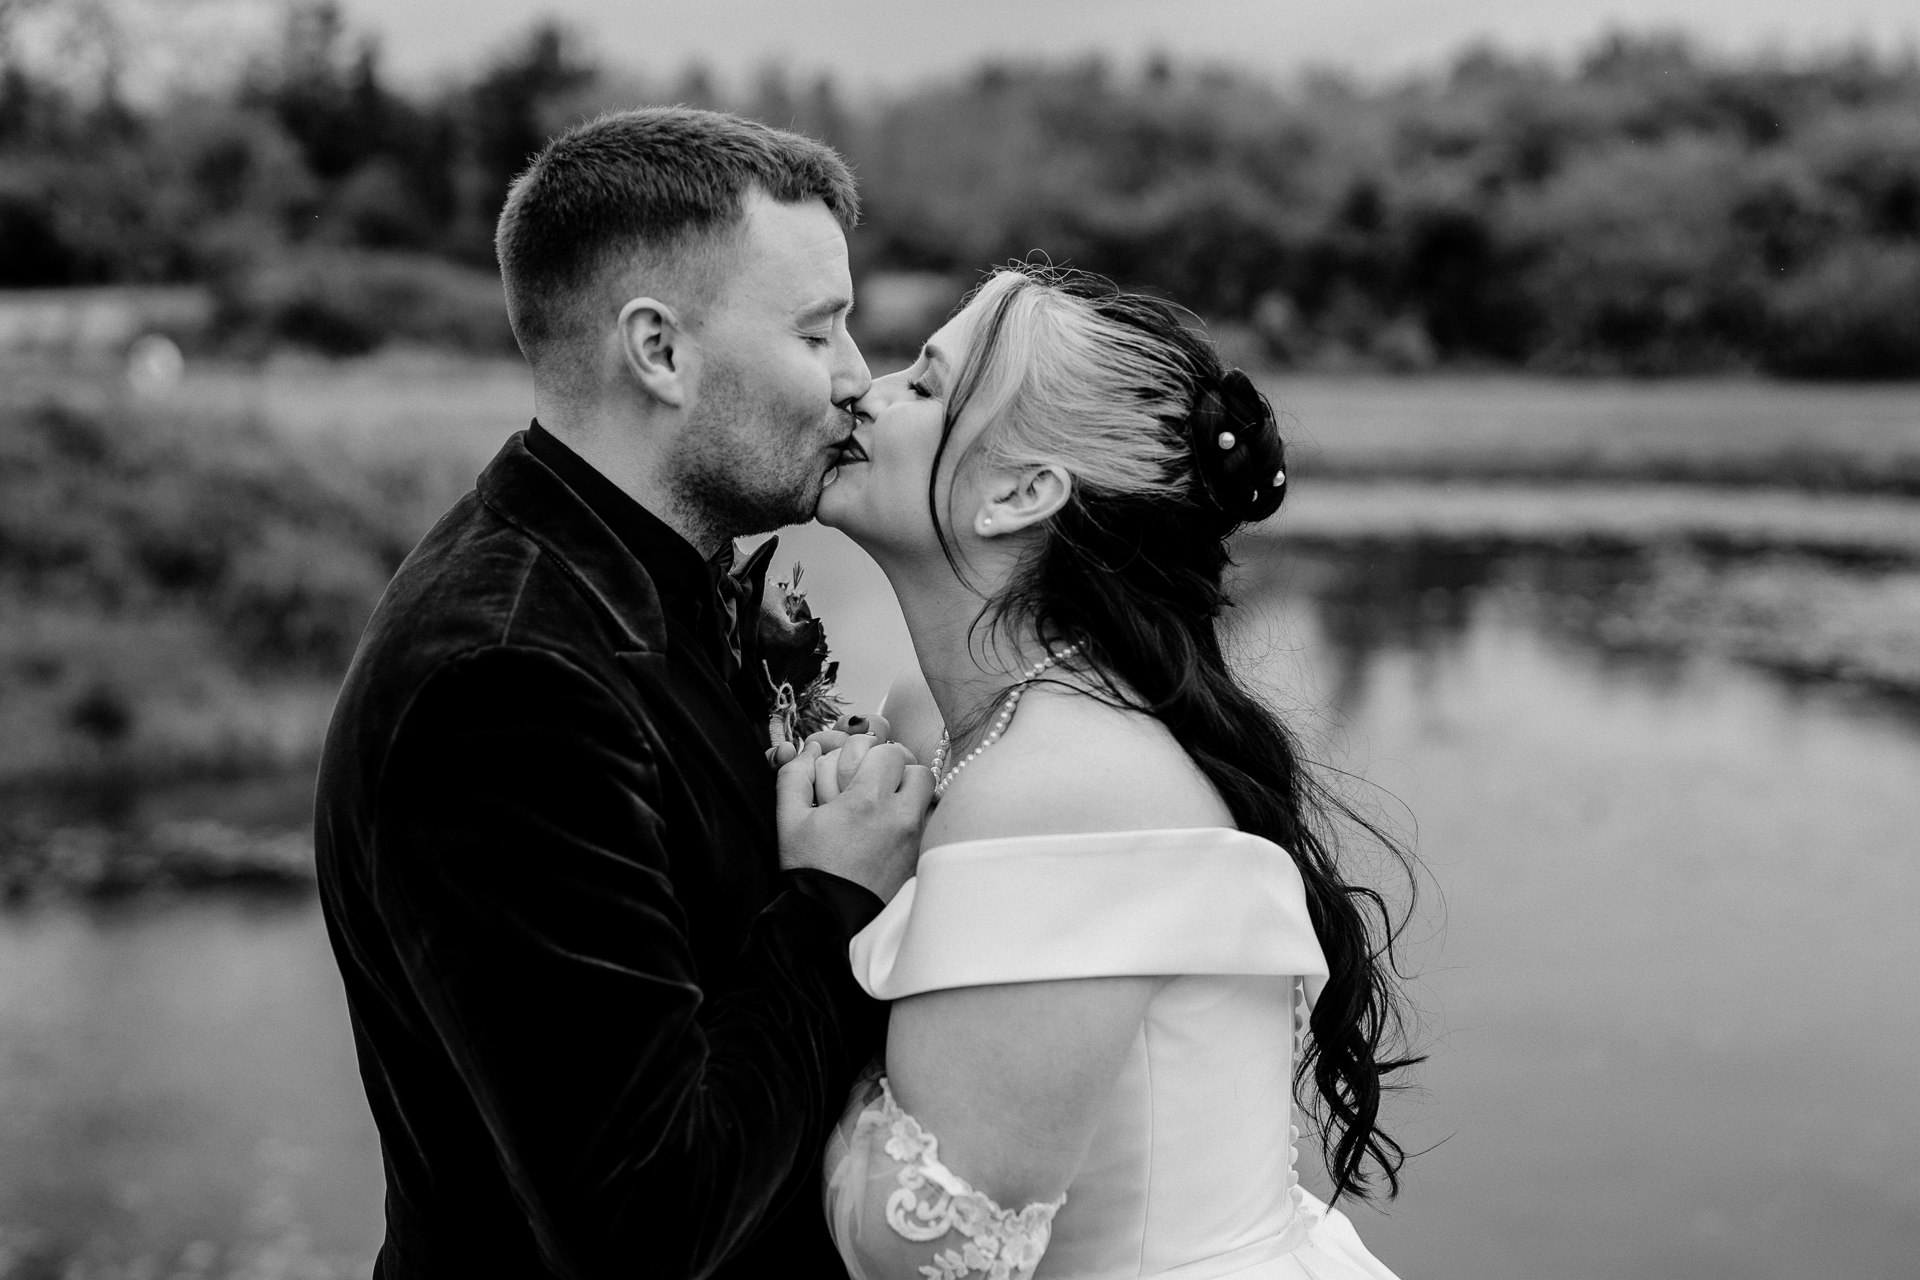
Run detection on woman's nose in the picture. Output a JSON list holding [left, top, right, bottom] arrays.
[[850, 372, 904, 423]]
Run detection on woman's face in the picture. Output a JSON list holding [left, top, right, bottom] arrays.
[[816, 305, 983, 559]]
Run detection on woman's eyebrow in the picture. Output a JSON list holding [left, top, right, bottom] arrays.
[[922, 343, 949, 376]]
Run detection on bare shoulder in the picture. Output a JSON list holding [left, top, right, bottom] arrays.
[[923, 683, 1233, 847]]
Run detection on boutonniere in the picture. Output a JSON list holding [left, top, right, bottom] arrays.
[[758, 562, 844, 751]]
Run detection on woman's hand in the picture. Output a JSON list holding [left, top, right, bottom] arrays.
[[813, 728, 921, 804], [765, 712, 894, 770]]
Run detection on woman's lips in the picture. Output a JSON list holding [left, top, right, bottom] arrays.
[[823, 435, 868, 487]]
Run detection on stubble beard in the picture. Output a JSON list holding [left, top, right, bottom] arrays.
[[669, 358, 841, 543]]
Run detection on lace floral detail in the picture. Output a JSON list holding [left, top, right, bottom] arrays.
[[866, 1077, 1064, 1280]]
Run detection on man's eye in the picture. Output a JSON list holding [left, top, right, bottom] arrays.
[[802, 333, 831, 347]]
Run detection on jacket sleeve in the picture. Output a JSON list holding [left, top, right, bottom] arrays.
[[369, 643, 886, 1278]]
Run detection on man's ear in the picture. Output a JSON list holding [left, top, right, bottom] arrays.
[[973, 464, 1073, 538], [617, 297, 693, 408]]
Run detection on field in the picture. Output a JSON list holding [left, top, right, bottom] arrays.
[[1269, 376, 1920, 492], [23, 355, 1920, 478], [34, 356, 1920, 483]]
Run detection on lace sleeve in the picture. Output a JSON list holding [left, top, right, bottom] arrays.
[[825, 1075, 1065, 1280]]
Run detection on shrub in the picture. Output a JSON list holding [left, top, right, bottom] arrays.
[[1762, 243, 1920, 379], [221, 525, 393, 669], [0, 187, 83, 285], [1502, 136, 1761, 373], [0, 394, 416, 669], [219, 248, 517, 356]]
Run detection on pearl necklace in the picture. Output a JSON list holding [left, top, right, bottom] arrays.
[[929, 643, 1081, 798]]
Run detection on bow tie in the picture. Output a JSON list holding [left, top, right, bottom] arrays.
[[709, 535, 779, 683]]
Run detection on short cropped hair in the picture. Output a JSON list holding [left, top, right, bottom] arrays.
[[495, 107, 859, 365]]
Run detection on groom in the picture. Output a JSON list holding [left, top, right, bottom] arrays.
[[314, 108, 929, 1278]]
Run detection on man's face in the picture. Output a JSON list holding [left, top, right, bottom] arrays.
[[669, 193, 870, 538]]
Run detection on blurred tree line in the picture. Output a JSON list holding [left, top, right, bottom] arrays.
[[2, 1, 1917, 375]]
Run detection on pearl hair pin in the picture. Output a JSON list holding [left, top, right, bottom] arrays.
[[1217, 431, 1236, 450], [929, 643, 1081, 798]]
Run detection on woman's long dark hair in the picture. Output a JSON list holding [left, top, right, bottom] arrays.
[[930, 265, 1424, 1203]]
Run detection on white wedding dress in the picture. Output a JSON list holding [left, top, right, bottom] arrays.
[[824, 827, 1404, 1280]]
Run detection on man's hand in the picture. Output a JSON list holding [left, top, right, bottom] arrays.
[[776, 738, 931, 902]]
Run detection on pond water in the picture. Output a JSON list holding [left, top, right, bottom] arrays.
[[1257, 553, 1920, 1280], [1, 533, 1917, 1280]]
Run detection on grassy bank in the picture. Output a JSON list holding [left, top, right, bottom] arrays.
[[0, 382, 429, 788], [1, 359, 1916, 898], [3, 360, 1916, 786], [1266, 376, 1920, 495]]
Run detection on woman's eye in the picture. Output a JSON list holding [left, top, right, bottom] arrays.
[[908, 379, 935, 399]]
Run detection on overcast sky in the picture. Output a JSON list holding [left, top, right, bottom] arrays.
[[336, 0, 1919, 90]]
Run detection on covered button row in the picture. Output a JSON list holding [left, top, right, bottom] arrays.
[[1287, 1121, 1302, 1194]]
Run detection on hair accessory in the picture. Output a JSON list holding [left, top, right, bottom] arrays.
[[1186, 369, 1287, 526]]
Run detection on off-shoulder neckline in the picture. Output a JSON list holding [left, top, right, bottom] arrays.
[[919, 826, 1281, 860]]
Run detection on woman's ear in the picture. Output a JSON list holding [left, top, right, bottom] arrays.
[[974, 465, 1073, 538], [618, 297, 693, 408]]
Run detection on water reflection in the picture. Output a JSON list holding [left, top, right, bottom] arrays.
[[1244, 542, 1920, 727], [1268, 594, 1920, 1280], [0, 895, 379, 1277], [2, 540, 1916, 1280]]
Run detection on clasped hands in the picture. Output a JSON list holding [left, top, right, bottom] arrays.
[[774, 713, 933, 903]]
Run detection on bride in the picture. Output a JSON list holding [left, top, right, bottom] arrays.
[[800, 264, 1417, 1280]]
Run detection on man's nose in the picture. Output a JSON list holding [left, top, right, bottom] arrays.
[[831, 329, 872, 410]]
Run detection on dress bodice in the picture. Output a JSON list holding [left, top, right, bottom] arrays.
[[1041, 972, 1314, 1277], [825, 829, 1401, 1280]]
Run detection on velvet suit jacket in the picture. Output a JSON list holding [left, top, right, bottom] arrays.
[[314, 430, 885, 1279]]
